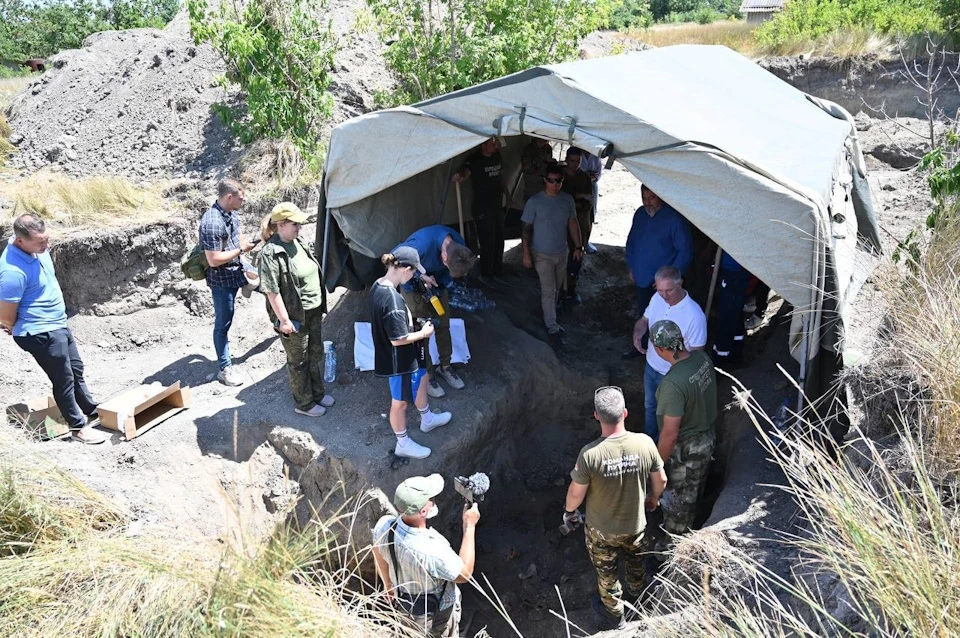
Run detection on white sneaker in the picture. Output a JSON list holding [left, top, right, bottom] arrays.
[[395, 436, 431, 459], [436, 366, 465, 390], [319, 395, 335, 408], [295, 404, 326, 417], [217, 366, 244, 387], [420, 410, 452, 433], [427, 377, 446, 398], [71, 425, 108, 445], [745, 313, 763, 330]]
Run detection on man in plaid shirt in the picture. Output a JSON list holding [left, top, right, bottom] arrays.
[[200, 178, 255, 386]]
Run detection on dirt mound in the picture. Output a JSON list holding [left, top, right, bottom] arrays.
[[5, 0, 393, 180]]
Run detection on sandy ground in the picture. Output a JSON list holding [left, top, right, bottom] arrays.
[[0, 116, 935, 635]]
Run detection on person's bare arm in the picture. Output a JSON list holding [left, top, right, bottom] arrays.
[[455, 503, 480, 583], [521, 222, 534, 269], [0, 301, 18, 334], [632, 317, 650, 353], [390, 321, 434, 347], [658, 415, 681, 462], [564, 480, 588, 512], [646, 468, 668, 511], [205, 236, 256, 267], [371, 544, 395, 601], [567, 217, 583, 248], [266, 292, 297, 335]]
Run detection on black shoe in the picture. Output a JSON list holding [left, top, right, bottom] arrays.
[[621, 348, 642, 360], [591, 594, 626, 630], [549, 331, 566, 348]]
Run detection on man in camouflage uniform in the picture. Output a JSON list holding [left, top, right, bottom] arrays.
[[564, 387, 667, 629], [650, 320, 718, 557]]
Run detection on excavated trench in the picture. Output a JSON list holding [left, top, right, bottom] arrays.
[[260, 243, 795, 637], [15, 221, 795, 636]]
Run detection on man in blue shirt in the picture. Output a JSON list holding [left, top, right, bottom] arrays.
[[394, 225, 476, 398], [0, 214, 107, 444], [623, 186, 692, 359], [199, 178, 256, 387]]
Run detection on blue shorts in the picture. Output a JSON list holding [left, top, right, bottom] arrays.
[[388, 368, 427, 403]]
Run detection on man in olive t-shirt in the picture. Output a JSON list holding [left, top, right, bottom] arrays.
[[564, 387, 667, 628], [651, 319, 718, 557]]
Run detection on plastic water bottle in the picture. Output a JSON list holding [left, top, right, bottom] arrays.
[[323, 340, 337, 384]]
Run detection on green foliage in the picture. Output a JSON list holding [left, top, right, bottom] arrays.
[[607, 0, 654, 29], [368, 0, 613, 104], [187, 0, 336, 168], [755, 0, 941, 47], [0, 0, 179, 60]]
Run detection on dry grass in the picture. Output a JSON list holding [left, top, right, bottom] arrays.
[[237, 137, 307, 191], [872, 208, 960, 469], [0, 114, 13, 168], [4, 174, 167, 228], [0, 428, 419, 638], [0, 76, 31, 110], [628, 20, 759, 53], [624, 21, 895, 59], [627, 375, 960, 637]]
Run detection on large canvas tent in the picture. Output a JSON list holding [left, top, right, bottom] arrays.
[[317, 45, 881, 406]]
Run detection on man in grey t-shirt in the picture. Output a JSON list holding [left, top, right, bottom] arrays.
[[521, 164, 583, 346]]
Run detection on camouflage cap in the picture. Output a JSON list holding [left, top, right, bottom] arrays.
[[650, 319, 685, 353]]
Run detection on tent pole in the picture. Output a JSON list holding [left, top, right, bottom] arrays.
[[455, 181, 465, 238], [438, 159, 455, 225], [797, 314, 809, 414], [321, 205, 332, 287], [705, 245, 723, 318]]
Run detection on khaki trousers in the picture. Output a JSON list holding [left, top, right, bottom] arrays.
[[534, 250, 567, 333]]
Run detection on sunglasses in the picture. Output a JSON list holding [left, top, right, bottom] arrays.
[[595, 385, 623, 397], [544, 177, 564, 184]]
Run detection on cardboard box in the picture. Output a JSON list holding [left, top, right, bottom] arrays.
[[6, 396, 70, 440], [98, 381, 191, 440]]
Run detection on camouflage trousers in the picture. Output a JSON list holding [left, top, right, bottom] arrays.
[[655, 429, 716, 556], [279, 305, 325, 411], [585, 524, 651, 617]]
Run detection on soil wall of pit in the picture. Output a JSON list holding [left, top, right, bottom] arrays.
[[759, 55, 960, 119]]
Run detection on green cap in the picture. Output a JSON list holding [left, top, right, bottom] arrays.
[[394, 474, 444, 515], [650, 319, 685, 354]]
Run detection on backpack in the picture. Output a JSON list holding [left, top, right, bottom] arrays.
[[180, 243, 209, 281]]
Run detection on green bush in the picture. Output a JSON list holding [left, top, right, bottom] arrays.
[[607, 0, 654, 29], [0, 0, 179, 60], [756, 0, 941, 47], [369, 0, 613, 103], [187, 0, 335, 169]]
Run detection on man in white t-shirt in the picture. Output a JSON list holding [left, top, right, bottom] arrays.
[[631, 265, 706, 441]]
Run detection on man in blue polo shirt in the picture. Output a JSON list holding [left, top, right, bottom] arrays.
[[394, 225, 476, 399], [623, 185, 692, 359], [0, 214, 107, 444]]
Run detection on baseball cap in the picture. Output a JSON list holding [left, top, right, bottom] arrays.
[[394, 474, 444, 515], [393, 246, 426, 274], [270, 202, 308, 224], [650, 319, 685, 351]]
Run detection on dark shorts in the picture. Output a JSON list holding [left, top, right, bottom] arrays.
[[388, 368, 427, 402]]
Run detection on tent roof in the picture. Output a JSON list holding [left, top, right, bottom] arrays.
[[323, 45, 876, 315]]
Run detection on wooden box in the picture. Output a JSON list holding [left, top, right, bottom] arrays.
[[6, 395, 70, 440], [98, 382, 191, 440]]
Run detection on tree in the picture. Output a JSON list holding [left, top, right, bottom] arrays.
[[0, 0, 179, 61], [367, 0, 614, 103], [187, 0, 336, 166]]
